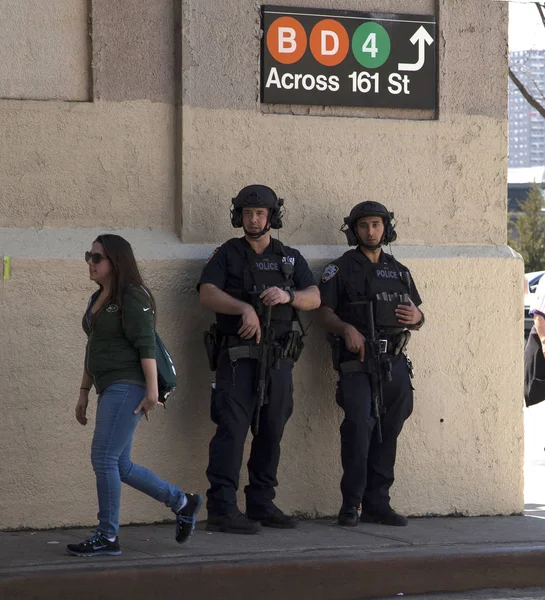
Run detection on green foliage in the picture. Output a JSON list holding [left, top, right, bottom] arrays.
[[509, 182, 545, 272]]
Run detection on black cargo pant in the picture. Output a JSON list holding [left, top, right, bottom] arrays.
[[206, 347, 294, 515], [336, 353, 413, 511]]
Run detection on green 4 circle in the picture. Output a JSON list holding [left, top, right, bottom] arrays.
[[352, 22, 391, 69]]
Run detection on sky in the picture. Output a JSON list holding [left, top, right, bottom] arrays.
[[509, 1, 545, 51]]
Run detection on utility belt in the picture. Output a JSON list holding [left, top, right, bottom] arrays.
[[327, 331, 412, 373], [203, 325, 304, 371], [374, 338, 404, 355], [339, 354, 415, 380], [223, 336, 263, 362]]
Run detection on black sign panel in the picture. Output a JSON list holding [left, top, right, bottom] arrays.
[[261, 6, 436, 110]]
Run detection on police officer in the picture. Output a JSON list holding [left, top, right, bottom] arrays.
[[198, 185, 320, 534], [316, 201, 424, 527]]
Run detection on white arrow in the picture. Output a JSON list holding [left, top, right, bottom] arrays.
[[398, 26, 434, 72]]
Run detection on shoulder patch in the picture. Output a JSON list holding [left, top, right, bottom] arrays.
[[321, 264, 339, 283], [282, 255, 295, 266], [207, 247, 220, 263]]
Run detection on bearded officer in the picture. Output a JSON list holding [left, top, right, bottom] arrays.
[[198, 185, 320, 534], [316, 201, 424, 527]]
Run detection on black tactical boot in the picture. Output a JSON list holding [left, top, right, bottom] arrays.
[[246, 503, 298, 529], [337, 504, 359, 527], [360, 506, 408, 527], [206, 508, 261, 534]]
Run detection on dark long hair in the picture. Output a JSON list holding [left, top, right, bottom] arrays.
[[94, 234, 156, 319]]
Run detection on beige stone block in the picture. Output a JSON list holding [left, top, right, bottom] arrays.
[[93, 0, 176, 103], [0, 101, 176, 230], [0, 0, 90, 101], [181, 108, 506, 246]]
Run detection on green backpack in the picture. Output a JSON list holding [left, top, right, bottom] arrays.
[[138, 287, 177, 406], [155, 331, 177, 406]]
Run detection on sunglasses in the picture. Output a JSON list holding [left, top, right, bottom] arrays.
[[85, 251, 109, 264]]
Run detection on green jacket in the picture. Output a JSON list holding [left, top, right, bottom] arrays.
[[83, 286, 156, 393]]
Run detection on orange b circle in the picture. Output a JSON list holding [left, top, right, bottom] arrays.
[[310, 19, 349, 67], [266, 17, 307, 65]]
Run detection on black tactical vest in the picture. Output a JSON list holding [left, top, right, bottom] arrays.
[[340, 250, 411, 335], [218, 238, 296, 336]]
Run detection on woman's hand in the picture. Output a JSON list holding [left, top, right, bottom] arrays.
[[76, 391, 89, 426], [134, 390, 159, 422]]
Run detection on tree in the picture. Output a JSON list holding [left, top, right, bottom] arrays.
[[509, 182, 545, 271], [508, 2, 545, 118]]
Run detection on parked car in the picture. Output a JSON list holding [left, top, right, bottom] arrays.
[[525, 271, 545, 337]]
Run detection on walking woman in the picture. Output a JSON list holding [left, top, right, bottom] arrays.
[[67, 234, 201, 557]]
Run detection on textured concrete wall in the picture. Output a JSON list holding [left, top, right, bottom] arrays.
[[0, 101, 176, 230], [92, 0, 177, 103], [0, 0, 90, 101], [175, 0, 522, 521], [0, 0, 178, 231], [181, 0, 508, 246], [0, 0, 524, 530], [0, 235, 524, 529]]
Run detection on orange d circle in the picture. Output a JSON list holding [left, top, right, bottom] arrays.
[[267, 17, 307, 65], [310, 19, 349, 67]]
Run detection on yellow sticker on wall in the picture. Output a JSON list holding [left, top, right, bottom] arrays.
[[3, 256, 10, 280]]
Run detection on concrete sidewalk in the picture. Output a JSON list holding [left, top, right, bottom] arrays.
[[3, 510, 545, 600]]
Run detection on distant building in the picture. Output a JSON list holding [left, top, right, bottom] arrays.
[[509, 49, 545, 168]]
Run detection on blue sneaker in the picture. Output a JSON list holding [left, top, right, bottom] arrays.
[[175, 493, 203, 543], [67, 532, 121, 557]]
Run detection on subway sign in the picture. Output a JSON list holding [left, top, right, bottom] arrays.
[[261, 6, 437, 110]]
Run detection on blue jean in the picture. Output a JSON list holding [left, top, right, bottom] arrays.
[[91, 382, 185, 537]]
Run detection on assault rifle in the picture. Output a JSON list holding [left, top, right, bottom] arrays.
[[364, 301, 383, 443], [252, 303, 274, 436]]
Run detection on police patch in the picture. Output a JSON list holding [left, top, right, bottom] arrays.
[[321, 264, 339, 283], [206, 247, 220, 263]]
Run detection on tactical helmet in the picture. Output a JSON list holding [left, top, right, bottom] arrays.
[[230, 184, 284, 230], [341, 201, 397, 246]]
